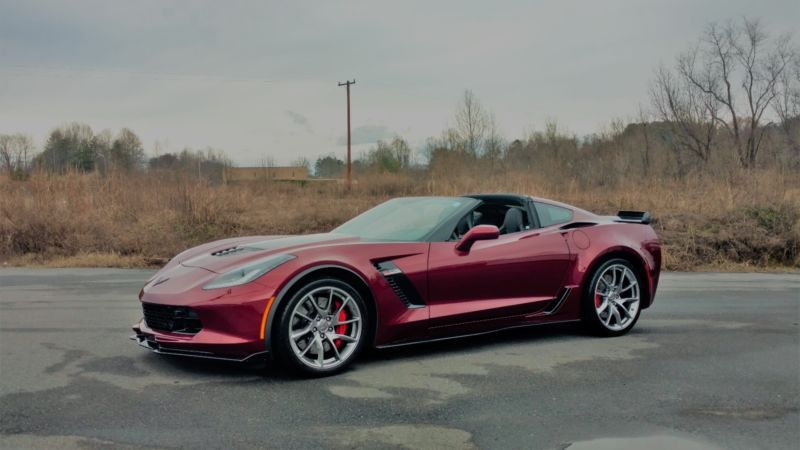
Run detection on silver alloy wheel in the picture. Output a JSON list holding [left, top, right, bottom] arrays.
[[288, 286, 362, 370], [594, 263, 640, 332]]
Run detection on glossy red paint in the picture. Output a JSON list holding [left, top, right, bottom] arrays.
[[132, 195, 661, 362], [427, 228, 571, 329]]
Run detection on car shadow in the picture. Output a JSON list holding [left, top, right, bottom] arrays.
[[363, 321, 588, 363], [143, 321, 592, 380]]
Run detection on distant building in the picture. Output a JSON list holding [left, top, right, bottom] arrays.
[[223, 166, 309, 183]]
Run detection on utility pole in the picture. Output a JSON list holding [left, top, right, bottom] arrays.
[[338, 79, 355, 188]]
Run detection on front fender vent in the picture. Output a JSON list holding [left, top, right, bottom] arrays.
[[374, 261, 426, 308]]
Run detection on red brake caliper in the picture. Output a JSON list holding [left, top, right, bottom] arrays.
[[595, 293, 602, 308], [334, 300, 348, 349]]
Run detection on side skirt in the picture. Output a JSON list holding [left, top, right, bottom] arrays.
[[374, 319, 582, 349]]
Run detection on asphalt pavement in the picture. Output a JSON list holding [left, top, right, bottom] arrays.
[[0, 269, 798, 449]]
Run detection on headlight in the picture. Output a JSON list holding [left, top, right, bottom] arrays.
[[202, 254, 295, 290]]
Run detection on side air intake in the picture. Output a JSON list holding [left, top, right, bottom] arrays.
[[543, 288, 572, 315], [374, 261, 426, 308]]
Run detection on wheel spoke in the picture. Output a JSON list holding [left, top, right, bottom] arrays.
[[304, 294, 324, 317], [298, 338, 315, 357], [334, 317, 361, 326], [334, 296, 351, 316], [295, 311, 313, 322], [614, 300, 632, 318], [316, 337, 325, 367], [328, 333, 356, 343], [326, 335, 341, 360], [610, 303, 622, 324], [291, 326, 312, 340], [327, 289, 335, 313], [597, 300, 609, 314], [626, 270, 637, 289]]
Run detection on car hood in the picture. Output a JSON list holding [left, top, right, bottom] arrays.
[[178, 233, 360, 274]]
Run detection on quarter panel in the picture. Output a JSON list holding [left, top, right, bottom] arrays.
[[564, 223, 661, 310]]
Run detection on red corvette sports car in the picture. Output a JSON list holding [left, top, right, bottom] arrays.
[[132, 194, 661, 375]]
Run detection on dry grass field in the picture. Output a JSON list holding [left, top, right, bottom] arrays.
[[1, 168, 798, 271]]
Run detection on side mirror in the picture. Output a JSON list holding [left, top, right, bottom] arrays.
[[456, 225, 500, 252]]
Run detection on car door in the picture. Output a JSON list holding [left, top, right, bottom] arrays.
[[426, 226, 572, 334]]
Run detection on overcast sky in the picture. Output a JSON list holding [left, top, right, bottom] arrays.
[[1, 0, 797, 165]]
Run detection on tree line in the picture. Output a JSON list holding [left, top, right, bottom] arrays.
[[2, 17, 797, 184], [337, 18, 799, 183], [1, 122, 231, 182]]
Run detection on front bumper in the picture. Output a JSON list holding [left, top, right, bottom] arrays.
[[131, 319, 270, 362], [131, 279, 277, 362]]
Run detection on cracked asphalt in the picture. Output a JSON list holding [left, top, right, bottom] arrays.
[[0, 269, 798, 449]]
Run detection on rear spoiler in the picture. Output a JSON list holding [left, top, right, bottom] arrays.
[[615, 210, 652, 225]]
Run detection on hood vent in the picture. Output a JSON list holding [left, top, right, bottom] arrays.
[[211, 246, 245, 257]]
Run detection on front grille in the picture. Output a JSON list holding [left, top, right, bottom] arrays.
[[142, 303, 202, 334]]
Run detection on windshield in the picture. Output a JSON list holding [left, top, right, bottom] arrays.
[[333, 197, 474, 241]]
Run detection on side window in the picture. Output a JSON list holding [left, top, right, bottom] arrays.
[[534, 202, 573, 227]]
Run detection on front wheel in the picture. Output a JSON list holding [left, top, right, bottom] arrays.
[[274, 278, 368, 376], [582, 259, 642, 336]]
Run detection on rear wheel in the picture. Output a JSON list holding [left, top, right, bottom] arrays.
[[274, 278, 367, 376], [582, 259, 642, 336]]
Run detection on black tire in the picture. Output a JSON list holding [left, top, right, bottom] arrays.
[[273, 277, 368, 376], [581, 258, 643, 337]]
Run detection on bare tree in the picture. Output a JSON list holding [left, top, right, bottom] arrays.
[[676, 19, 795, 168], [773, 52, 800, 156], [637, 105, 652, 175], [389, 136, 412, 168], [543, 118, 567, 159], [291, 156, 312, 175], [482, 113, 505, 166], [650, 64, 718, 164], [0, 134, 35, 177], [0, 135, 14, 174], [454, 90, 489, 157], [92, 129, 113, 175]]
